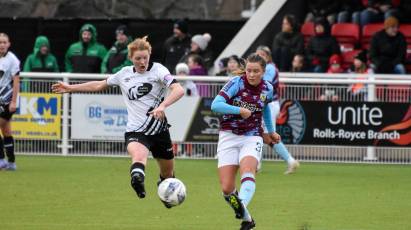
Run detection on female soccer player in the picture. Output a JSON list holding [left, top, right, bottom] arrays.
[[211, 53, 280, 230], [0, 33, 20, 171], [256, 46, 300, 174], [52, 36, 185, 207]]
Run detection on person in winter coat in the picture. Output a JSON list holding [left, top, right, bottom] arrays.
[[179, 33, 213, 70], [369, 16, 407, 74], [101, 25, 132, 74], [162, 19, 191, 73], [65, 23, 107, 73], [271, 14, 304, 71], [306, 17, 341, 73], [22, 35, 59, 91]]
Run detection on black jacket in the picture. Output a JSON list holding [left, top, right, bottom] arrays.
[[162, 34, 191, 73], [306, 35, 340, 71], [272, 32, 304, 57], [369, 30, 407, 73]]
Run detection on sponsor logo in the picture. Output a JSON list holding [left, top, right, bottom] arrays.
[[276, 100, 306, 144]]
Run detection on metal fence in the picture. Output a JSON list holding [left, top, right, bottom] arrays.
[[17, 72, 411, 164]]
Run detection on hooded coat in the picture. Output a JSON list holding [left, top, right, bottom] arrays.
[[65, 24, 107, 73], [101, 37, 132, 74], [23, 36, 59, 72]]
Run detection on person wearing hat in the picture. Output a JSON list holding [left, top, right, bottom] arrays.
[[327, 54, 345, 74], [369, 16, 407, 74], [101, 25, 133, 74], [179, 33, 213, 70], [65, 23, 107, 73], [348, 50, 373, 100], [306, 17, 340, 73], [162, 19, 191, 73]]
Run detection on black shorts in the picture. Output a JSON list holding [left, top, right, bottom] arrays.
[[125, 130, 174, 160], [0, 104, 14, 121]]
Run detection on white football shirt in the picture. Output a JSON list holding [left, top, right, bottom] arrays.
[[0, 51, 20, 105], [106, 62, 175, 135]]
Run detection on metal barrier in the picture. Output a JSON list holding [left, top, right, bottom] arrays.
[[17, 72, 411, 164]]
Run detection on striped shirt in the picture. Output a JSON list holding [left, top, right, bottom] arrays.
[[106, 62, 175, 135], [0, 51, 20, 105]]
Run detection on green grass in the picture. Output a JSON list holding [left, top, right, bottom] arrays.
[[1, 156, 411, 230]]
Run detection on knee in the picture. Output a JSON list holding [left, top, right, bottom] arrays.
[[220, 181, 235, 195]]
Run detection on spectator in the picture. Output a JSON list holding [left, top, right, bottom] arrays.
[[369, 16, 407, 74], [393, 1, 411, 23], [217, 55, 242, 77], [305, 0, 341, 25], [271, 14, 304, 71], [65, 23, 107, 73], [187, 54, 208, 96], [359, 0, 395, 26], [175, 62, 198, 96], [291, 54, 309, 72], [347, 50, 373, 100], [23, 35, 59, 91], [180, 33, 213, 70], [319, 54, 345, 101], [101, 25, 132, 74], [162, 19, 191, 73], [337, 0, 363, 24], [306, 17, 341, 73]]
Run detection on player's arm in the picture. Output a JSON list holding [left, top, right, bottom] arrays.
[[262, 106, 280, 144], [51, 80, 108, 94], [9, 73, 20, 112], [149, 82, 184, 120], [211, 95, 251, 119]]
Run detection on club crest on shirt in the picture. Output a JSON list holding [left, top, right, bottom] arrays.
[[124, 77, 131, 83], [260, 94, 266, 102]]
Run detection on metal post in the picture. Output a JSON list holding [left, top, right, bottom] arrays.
[[60, 75, 71, 156], [364, 74, 377, 161]]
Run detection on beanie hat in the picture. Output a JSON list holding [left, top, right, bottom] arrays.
[[329, 54, 341, 65], [174, 19, 188, 34], [191, 33, 212, 51], [354, 50, 367, 63], [115, 25, 129, 36], [384, 16, 399, 29], [175, 62, 190, 75]]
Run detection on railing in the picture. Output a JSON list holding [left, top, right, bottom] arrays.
[[18, 72, 411, 164]]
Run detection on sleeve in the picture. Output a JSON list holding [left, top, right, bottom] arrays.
[[101, 50, 110, 73], [11, 57, 20, 76], [106, 69, 122, 86], [23, 55, 32, 72], [211, 95, 241, 115], [217, 77, 240, 101], [263, 105, 274, 133], [65, 46, 73, 72], [157, 64, 175, 87], [52, 55, 59, 72]]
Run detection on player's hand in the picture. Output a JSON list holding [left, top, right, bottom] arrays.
[[51, 81, 71, 94], [263, 132, 281, 145], [149, 105, 166, 120], [8, 101, 16, 113], [239, 108, 252, 119]]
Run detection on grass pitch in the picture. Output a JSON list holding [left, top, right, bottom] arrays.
[[1, 155, 410, 230]]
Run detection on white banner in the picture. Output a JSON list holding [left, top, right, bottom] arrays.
[[71, 94, 201, 141], [71, 94, 127, 140]]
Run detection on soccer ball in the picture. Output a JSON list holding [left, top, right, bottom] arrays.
[[157, 178, 186, 207]]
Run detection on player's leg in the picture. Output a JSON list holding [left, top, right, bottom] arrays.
[[1, 121, 16, 171], [217, 131, 244, 219], [0, 118, 6, 169], [126, 132, 150, 198], [269, 101, 299, 174], [237, 137, 261, 228]]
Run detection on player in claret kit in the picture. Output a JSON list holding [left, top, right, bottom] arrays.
[[211, 53, 281, 230], [52, 36, 185, 208]]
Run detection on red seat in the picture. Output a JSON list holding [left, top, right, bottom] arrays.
[[392, 0, 401, 7], [301, 22, 314, 47], [361, 23, 384, 49], [331, 23, 360, 52], [362, 0, 368, 7], [341, 50, 361, 70]]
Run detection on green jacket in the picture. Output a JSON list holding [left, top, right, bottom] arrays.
[[65, 24, 107, 73], [101, 38, 132, 74], [23, 36, 59, 72]]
